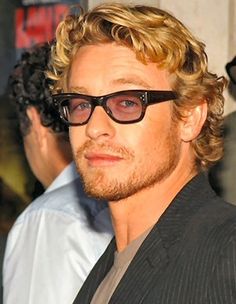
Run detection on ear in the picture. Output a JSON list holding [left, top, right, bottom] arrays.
[[180, 102, 207, 142], [26, 107, 48, 149]]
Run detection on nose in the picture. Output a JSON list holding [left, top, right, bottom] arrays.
[[85, 106, 116, 140]]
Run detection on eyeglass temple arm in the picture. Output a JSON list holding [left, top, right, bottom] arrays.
[[147, 91, 178, 104]]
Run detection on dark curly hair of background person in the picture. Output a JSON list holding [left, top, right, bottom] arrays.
[[8, 41, 68, 136]]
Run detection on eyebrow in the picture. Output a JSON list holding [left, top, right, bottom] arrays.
[[69, 86, 89, 94], [69, 76, 153, 95], [111, 77, 153, 89]]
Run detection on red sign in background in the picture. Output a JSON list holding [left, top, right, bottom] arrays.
[[15, 4, 69, 49]]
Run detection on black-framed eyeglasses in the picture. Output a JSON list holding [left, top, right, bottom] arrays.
[[52, 89, 178, 126]]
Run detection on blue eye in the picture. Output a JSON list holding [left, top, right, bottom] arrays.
[[106, 95, 142, 117], [77, 102, 91, 110], [69, 99, 91, 113], [120, 100, 139, 107]]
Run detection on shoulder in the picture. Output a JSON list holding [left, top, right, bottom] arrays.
[[16, 177, 107, 223], [5, 179, 112, 260], [11, 178, 111, 232], [183, 196, 236, 258], [9, 177, 112, 241], [195, 196, 236, 234], [200, 199, 236, 302]]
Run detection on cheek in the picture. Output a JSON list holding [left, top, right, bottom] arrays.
[[119, 124, 158, 159], [125, 112, 167, 147], [124, 113, 174, 159], [69, 127, 86, 150]]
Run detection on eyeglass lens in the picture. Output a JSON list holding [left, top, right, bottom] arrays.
[[61, 93, 144, 124]]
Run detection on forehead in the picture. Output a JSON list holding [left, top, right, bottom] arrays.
[[69, 43, 172, 94]]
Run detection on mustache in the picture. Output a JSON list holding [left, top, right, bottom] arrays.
[[75, 141, 134, 159]]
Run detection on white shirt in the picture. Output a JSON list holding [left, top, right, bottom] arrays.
[[3, 162, 113, 304]]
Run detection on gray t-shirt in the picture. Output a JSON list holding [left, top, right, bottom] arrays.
[[91, 227, 152, 304]]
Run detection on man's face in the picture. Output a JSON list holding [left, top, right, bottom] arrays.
[[69, 43, 182, 201]]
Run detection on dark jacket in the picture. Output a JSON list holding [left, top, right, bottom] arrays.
[[74, 173, 236, 303]]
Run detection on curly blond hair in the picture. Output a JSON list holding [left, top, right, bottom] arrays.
[[49, 3, 227, 170]]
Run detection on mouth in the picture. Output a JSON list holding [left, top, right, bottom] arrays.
[[84, 152, 123, 167]]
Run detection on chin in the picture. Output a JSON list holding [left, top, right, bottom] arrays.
[[84, 184, 133, 201]]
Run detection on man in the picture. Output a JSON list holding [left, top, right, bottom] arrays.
[[3, 42, 113, 304], [50, 3, 236, 303]]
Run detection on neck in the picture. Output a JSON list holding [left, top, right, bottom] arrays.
[[109, 165, 197, 252], [42, 161, 70, 189], [41, 137, 73, 188]]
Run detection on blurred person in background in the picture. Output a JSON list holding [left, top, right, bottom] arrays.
[[3, 42, 113, 304], [209, 56, 236, 204]]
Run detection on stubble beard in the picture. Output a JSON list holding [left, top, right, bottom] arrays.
[[74, 127, 181, 202]]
